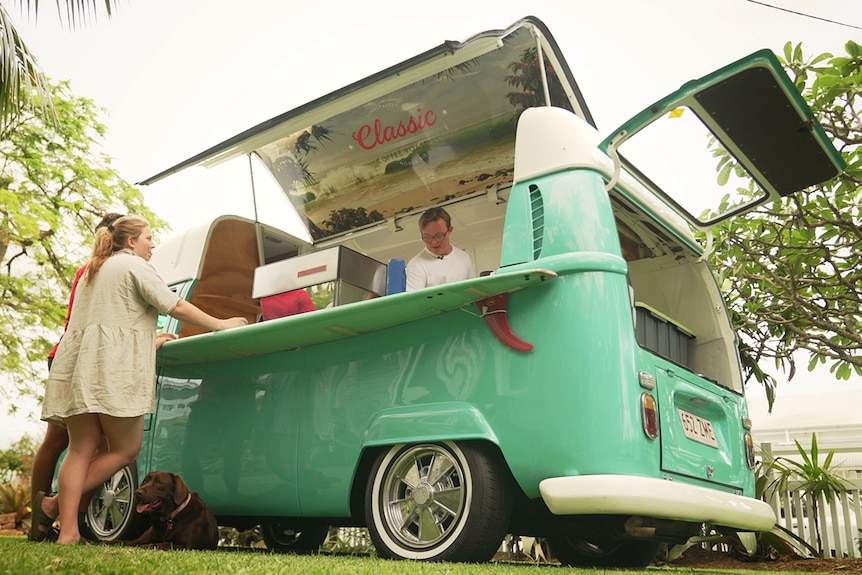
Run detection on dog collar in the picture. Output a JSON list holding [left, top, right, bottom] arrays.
[[166, 493, 192, 531]]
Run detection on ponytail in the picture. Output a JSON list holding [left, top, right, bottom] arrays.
[[83, 215, 150, 285]]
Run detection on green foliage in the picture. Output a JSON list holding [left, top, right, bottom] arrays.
[[0, 3, 53, 133], [765, 434, 849, 557], [320, 207, 384, 235], [0, 79, 166, 408], [0, 479, 30, 524], [769, 434, 848, 504], [310, 283, 334, 310], [668, 461, 811, 562], [218, 525, 263, 547], [0, 434, 37, 480], [321, 527, 376, 555], [671, 435, 857, 563], [505, 48, 572, 112], [272, 124, 334, 194], [706, 40, 862, 393], [0, 435, 34, 523], [0, 1, 119, 133]]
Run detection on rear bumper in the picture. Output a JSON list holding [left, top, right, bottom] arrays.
[[539, 474, 776, 532]]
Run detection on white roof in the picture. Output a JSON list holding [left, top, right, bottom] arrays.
[[748, 390, 862, 466]]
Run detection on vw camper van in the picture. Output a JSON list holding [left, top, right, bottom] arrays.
[[82, 16, 843, 566]]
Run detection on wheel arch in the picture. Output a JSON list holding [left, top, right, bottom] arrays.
[[361, 402, 500, 448]]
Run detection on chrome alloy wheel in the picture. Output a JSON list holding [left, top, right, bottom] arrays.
[[380, 443, 467, 549]]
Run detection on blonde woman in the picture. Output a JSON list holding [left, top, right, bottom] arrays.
[[32, 216, 248, 545], [31, 212, 123, 540]]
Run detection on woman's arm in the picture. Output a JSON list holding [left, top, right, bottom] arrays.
[[170, 299, 248, 331]]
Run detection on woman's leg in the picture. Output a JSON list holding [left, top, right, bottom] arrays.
[[29, 423, 70, 539], [47, 414, 143, 545], [79, 414, 143, 493], [77, 432, 110, 510], [51, 414, 101, 545], [30, 423, 69, 496]]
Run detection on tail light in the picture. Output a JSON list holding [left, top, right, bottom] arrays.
[[744, 432, 756, 468], [641, 392, 659, 439]]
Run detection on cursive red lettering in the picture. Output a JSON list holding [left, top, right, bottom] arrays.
[[352, 124, 374, 149], [352, 108, 439, 151]]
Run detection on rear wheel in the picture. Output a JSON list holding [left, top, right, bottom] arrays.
[[365, 441, 511, 562], [548, 529, 659, 567], [85, 463, 149, 541], [261, 520, 329, 552]]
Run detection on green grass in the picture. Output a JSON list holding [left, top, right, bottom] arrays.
[[0, 535, 814, 575]]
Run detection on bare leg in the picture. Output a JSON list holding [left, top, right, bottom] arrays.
[[80, 415, 143, 494], [32, 426, 113, 538], [50, 414, 101, 545], [77, 434, 110, 510], [46, 414, 143, 545], [30, 423, 70, 539], [31, 423, 68, 495]]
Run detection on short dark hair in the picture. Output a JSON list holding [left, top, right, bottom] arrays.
[[95, 212, 125, 232], [419, 207, 451, 229]]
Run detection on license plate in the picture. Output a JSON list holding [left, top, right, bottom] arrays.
[[677, 408, 718, 448]]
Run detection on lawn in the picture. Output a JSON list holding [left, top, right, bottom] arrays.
[[0, 535, 824, 575]]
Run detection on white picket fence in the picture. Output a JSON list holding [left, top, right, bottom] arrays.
[[760, 442, 862, 558]]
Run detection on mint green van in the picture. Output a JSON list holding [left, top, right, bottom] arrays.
[[83, 16, 843, 566]]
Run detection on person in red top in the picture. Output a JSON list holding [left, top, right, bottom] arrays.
[[260, 289, 316, 320], [45, 267, 87, 366], [31, 213, 124, 537]]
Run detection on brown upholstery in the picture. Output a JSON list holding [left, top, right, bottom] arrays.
[[179, 219, 261, 338]]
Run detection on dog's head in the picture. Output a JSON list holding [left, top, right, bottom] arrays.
[[135, 471, 190, 516]]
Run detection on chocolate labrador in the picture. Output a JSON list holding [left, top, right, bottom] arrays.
[[109, 471, 219, 550]]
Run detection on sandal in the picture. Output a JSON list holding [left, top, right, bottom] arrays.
[[44, 526, 60, 542], [28, 491, 57, 542]]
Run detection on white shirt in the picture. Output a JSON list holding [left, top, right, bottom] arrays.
[[406, 246, 476, 291]]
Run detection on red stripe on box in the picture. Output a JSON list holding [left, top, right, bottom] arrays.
[[298, 265, 327, 277]]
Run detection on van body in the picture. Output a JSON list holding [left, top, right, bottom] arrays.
[[84, 17, 843, 566]]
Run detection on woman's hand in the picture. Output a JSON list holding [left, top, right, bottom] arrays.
[[170, 300, 250, 332], [156, 332, 178, 349]]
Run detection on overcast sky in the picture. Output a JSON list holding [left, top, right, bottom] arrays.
[[12, 0, 860, 232], [2, 0, 860, 447]]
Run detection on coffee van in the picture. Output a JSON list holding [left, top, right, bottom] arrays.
[[82, 16, 843, 566]]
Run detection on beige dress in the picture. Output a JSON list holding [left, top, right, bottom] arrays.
[[42, 249, 181, 424]]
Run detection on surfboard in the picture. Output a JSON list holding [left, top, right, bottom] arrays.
[[157, 268, 557, 366]]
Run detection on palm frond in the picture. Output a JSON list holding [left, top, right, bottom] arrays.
[[1, 1, 121, 132], [52, 0, 120, 30], [0, 3, 54, 133], [12, 1, 119, 29], [794, 438, 814, 468]]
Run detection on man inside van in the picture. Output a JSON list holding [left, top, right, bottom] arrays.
[[406, 207, 476, 291]]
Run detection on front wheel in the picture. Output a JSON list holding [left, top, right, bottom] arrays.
[[365, 441, 511, 562], [85, 463, 149, 541], [260, 520, 329, 552]]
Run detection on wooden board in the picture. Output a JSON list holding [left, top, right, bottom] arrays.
[[157, 268, 557, 367]]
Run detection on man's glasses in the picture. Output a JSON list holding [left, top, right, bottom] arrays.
[[421, 230, 450, 243]]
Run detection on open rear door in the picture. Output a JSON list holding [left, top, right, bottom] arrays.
[[601, 49, 845, 231], [599, 50, 845, 488]]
